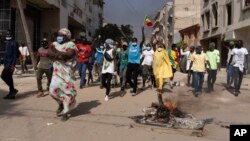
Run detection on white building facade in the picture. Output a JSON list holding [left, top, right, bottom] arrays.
[[0, 0, 103, 52], [200, 0, 250, 66], [152, 2, 174, 48], [174, 0, 201, 43]]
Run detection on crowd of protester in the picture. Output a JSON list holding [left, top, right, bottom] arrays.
[[0, 28, 248, 121]]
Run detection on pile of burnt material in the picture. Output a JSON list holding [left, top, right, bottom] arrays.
[[131, 99, 211, 130]]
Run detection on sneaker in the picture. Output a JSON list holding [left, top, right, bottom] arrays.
[[37, 92, 45, 98], [4, 89, 18, 99], [105, 95, 109, 101], [234, 91, 240, 97], [131, 92, 137, 96], [121, 87, 125, 92]]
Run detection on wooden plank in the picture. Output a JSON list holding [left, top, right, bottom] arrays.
[[132, 123, 204, 137]]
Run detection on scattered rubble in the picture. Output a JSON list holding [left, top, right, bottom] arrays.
[[131, 99, 213, 131]]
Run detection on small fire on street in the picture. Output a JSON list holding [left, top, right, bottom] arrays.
[[130, 99, 213, 136]]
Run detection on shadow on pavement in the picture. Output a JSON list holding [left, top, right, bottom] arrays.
[[0, 89, 24, 118], [70, 100, 101, 118], [110, 90, 127, 99]]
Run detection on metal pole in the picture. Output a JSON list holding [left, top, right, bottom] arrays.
[[16, 0, 37, 69]]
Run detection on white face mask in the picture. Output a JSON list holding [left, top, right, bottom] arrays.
[[157, 48, 162, 52], [100, 46, 104, 49], [146, 47, 151, 50], [6, 37, 12, 40], [132, 42, 137, 46]]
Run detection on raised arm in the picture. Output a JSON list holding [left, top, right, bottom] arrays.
[[91, 35, 101, 50], [140, 26, 145, 48]]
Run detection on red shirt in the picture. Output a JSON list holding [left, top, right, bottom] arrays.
[[77, 43, 92, 63]]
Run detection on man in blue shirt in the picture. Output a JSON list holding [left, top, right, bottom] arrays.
[[1, 30, 19, 99], [121, 27, 145, 96], [94, 44, 104, 82]]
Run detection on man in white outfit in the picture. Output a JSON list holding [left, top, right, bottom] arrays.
[[102, 39, 117, 101], [19, 42, 30, 73]]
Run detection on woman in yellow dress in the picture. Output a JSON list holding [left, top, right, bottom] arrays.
[[153, 44, 173, 105]]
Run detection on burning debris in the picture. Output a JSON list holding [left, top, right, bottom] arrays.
[[131, 99, 211, 131]]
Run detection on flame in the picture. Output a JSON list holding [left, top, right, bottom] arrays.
[[163, 99, 177, 111]]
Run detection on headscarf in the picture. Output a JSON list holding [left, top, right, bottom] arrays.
[[58, 28, 71, 39]]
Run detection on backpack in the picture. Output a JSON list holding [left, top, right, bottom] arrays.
[[104, 49, 113, 62]]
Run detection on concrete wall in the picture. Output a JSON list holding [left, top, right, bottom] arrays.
[[40, 9, 59, 40], [175, 0, 201, 31], [201, 0, 250, 42]]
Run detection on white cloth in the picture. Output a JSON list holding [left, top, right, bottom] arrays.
[[181, 49, 193, 70], [102, 49, 115, 74], [231, 48, 248, 69], [19, 46, 29, 56], [141, 49, 154, 66]]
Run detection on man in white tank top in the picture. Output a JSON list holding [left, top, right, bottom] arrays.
[[101, 39, 117, 101]]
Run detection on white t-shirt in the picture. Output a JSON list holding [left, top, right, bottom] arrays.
[[231, 47, 248, 68], [102, 49, 115, 74], [19, 46, 30, 56], [141, 49, 154, 66]]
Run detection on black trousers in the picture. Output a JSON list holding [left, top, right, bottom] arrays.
[[1, 67, 15, 92], [102, 73, 113, 95], [126, 63, 140, 93], [36, 68, 52, 92], [21, 60, 28, 72], [207, 70, 217, 91]]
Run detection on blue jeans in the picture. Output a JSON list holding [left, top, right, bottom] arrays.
[[207, 70, 217, 91], [227, 64, 234, 87], [78, 62, 88, 87], [233, 67, 243, 92], [193, 72, 204, 93]]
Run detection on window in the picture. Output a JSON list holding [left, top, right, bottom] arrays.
[[212, 2, 218, 27], [202, 14, 206, 30], [61, 0, 67, 8], [205, 11, 210, 29], [204, 0, 209, 7], [226, 3, 232, 25], [242, 0, 250, 9], [0, 0, 11, 32], [245, 0, 250, 7]]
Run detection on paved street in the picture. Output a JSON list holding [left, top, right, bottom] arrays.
[[1, 66, 250, 141]]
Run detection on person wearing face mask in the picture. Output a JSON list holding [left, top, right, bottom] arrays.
[[48, 28, 78, 121], [189, 47, 211, 97], [206, 42, 220, 93], [94, 43, 104, 84], [229, 40, 248, 96], [222, 37, 236, 89], [1, 30, 19, 99], [120, 26, 145, 96], [181, 46, 195, 86], [35, 38, 53, 98], [153, 44, 173, 105], [76, 36, 92, 89], [18, 42, 29, 73], [141, 43, 155, 89], [118, 42, 129, 93], [167, 44, 179, 89], [102, 39, 117, 101]]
